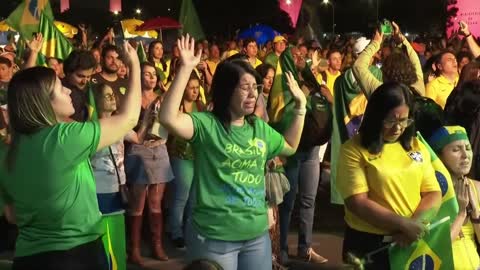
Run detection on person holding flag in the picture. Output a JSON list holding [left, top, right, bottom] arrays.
[[336, 82, 442, 269]]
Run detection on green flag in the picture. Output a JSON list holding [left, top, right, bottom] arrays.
[[38, 12, 73, 61], [137, 41, 147, 63], [389, 216, 453, 270], [6, 0, 53, 40], [179, 0, 205, 40]]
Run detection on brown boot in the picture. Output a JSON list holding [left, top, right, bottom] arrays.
[[149, 212, 169, 261], [127, 215, 145, 267]]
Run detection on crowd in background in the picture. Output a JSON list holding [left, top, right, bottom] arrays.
[[0, 16, 479, 270]]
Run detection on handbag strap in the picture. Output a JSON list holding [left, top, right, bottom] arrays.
[[108, 146, 122, 186]]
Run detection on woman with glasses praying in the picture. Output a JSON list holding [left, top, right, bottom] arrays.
[[159, 35, 306, 270], [336, 82, 442, 269]]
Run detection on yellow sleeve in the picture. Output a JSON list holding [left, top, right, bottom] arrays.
[[404, 39, 425, 96], [425, 81, 437, 103], [336, 139, 369, 199], [419, 141, 441, 193], [352, 40, 382, 97]]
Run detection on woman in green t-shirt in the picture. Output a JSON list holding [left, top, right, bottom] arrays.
[[0, 42, 141, 270], [160, 35, 307, 270]]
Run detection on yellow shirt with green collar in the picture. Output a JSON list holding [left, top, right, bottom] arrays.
[[425, 74, 458, 109], [336, 135, 440, 235]]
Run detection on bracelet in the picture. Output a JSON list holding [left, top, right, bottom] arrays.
[[293, 107, 307, 116], [465, 33, 472, 38], [471, 217, 480, 224]]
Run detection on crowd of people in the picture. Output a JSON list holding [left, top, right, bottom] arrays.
[[0, 15, 480, 270]]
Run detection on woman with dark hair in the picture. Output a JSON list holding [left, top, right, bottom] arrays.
[[352, 22, 425, 97], [254, 63, 275, 122], [427, 126, 480, 269], [444, 80, 480, 180], [443, 61, 480, 119], [336, 82, 442, 269], [0, 42, 141, 269], [148, 40, 170, 88], [124, 61, 173, 265], [160, 35, 306, 270]]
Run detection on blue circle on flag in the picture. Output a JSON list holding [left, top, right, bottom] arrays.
[[29, 0, 40, 20], [408, 255, 434, 270], [435, 171, 448, 197]]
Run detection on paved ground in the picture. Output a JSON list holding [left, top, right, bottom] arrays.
[[125, 232, 348, 270], [1, 173, 348, 269]]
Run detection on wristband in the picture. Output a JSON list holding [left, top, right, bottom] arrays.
[[465, 33, 472, 38], [294, 107, 307, 116], [470, 217, 480, 224]]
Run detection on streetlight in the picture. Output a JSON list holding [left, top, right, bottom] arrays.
[[135, 8, 142, 14], [322, 0, 335, 36]]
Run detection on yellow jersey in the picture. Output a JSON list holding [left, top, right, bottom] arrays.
[[336, 135, 440, 235]]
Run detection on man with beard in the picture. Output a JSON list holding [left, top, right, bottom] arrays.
[[63, 50, 97, 122], [92, 45, 129, 105]]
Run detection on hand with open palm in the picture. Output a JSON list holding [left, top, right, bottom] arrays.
[[285, 71, 306, 109], [177, 34, 202, 69]]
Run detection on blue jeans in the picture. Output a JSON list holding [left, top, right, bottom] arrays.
[[186, 223, 272, 270], [169, 157, 195, 239], [279, 146, 320, 253]]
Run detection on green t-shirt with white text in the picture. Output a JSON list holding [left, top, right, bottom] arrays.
[[0, 121, 103, 257], [190, 112, 285, 241]]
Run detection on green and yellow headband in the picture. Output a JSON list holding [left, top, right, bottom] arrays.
[[427, 126, 469, 153]]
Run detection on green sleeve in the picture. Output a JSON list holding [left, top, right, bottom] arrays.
[[352, 40, 382, 97], [189, 112, 210, 145], [53, 121, 101, 168], [403, 38, 426, 96]]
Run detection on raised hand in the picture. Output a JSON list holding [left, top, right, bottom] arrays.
[[459, 21, 471, 37], [285, 71, 306, 108], [392, 21, 404, 43], [373, 30, 383, 44], [455, 178, 470, 212], [122, 41, 140, 67], [27, 33, 43, 53], [177, 34, 202, 68]]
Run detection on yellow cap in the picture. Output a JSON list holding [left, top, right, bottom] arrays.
[[273, 35, 287, 43]]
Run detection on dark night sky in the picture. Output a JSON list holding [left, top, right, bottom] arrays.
[[1, 0, 449, 38]]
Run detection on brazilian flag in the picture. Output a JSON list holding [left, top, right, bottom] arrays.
[[87, 83, 98, 121], [417, 132, 459, 223], [38, 12, 73, 62], [267, 46, 330, 134], [389, 217, 453, 270], [388, 132, 456, 270], [329, 67, 382, 204], [6, 0, 53, 40]]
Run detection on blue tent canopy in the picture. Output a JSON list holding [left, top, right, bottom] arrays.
[[238, 24, 280, 45]]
